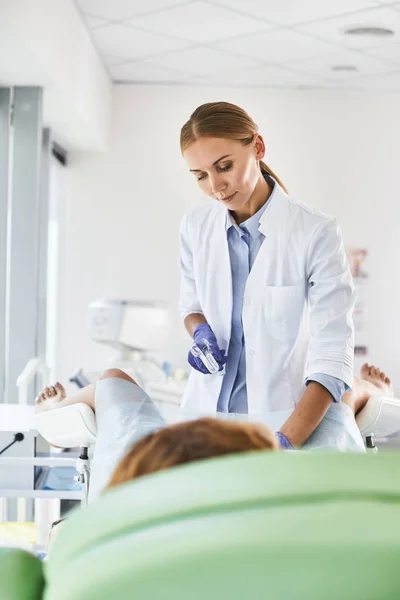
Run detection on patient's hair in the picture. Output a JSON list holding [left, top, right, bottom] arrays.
[[106, 417, 278, 489]]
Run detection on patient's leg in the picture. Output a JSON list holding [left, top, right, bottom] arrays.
[[35, 381, 96, 412], [34, 369, 165, 499], [34, 370, 137, 413], [89, 370, 165, 500], [342, 362, 394, 415]]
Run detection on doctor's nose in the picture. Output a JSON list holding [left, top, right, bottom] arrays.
[[210, 175, 227, 196]]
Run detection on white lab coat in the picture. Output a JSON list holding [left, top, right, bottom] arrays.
[[178, 181, 355, 417]]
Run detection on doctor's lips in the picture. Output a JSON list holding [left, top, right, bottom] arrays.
[[218, 192, 236, 203]]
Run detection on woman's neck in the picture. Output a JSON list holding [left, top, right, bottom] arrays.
[[231, 174, 272, 225]]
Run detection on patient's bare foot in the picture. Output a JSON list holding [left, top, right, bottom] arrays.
[[34, 382, 66, 413], [360, 363, 393, 397], [343, 363, 394, 415]]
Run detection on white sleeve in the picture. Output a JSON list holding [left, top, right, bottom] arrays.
[[178, 213, 204, 320], [305, 218, 355, 388]]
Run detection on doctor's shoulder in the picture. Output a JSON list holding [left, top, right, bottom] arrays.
[[285, 193, 338, 237], [180, 201, 223, 243]]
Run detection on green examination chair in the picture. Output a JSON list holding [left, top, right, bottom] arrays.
[[1, 451, 400, 600]]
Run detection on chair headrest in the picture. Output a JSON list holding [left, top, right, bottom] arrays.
[[47, 451, 400, 571]]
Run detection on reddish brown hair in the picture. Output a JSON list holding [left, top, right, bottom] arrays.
[[180, 101, 288, 193], [106, 417, 278, 489]]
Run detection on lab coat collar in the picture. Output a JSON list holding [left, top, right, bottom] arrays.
[[225, 202, 266, 240], [257, 178, 288, 236], [222, 176, 287, 237]]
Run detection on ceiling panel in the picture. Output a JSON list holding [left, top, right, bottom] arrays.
[[354, 69, 400, 88], [127, 1, 274, 43], [217, 30, 341, 64], [290, 49, 397, 78], [102, 53, 128, 66], [75, 0, 190, 21], [296, 5, 400, 49], [84, 15, 109, 29], [203, 63, 323, 87], [111, 61, 191, 82], [211, 0, 380, 27], [147, 47, 261, 76], [76, 0, 400, 91], [318, 80, 364, 89], [91, 24, 191, 60], [365, 40, 400, 60]]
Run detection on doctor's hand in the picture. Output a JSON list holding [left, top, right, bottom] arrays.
[[275, 431, 293, 450], [188, 323, 228, 375]]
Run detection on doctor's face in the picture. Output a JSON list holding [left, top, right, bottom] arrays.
[[184, 137, 265, 211]]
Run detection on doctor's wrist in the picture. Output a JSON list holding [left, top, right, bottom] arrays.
[[193, 323, 213, 340], [276, 431, 293, 450], [184, 313, 207, 338]]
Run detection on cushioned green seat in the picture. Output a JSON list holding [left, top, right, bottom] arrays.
[[0, 547, 44, 600], [2, 452, 400, 599]]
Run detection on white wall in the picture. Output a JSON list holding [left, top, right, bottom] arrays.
[[0, 0, 111, 150], [59, 85, 400, 393]]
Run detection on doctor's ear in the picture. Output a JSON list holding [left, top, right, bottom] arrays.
[[253, 134, 266, 162]]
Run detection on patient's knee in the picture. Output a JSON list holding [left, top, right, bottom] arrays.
[[98, 368, 137, 385]]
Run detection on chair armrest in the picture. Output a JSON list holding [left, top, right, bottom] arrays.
[[0, 548, 44, 600], [356, 394, 400, 438], [33, 403, 97, 448]]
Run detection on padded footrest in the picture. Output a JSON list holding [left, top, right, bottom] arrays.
[[33, 403, 97, 448], [356, 394, 400, 438]]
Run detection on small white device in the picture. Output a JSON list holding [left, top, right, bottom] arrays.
[[88, 299, 171, 360], [190, 340, 220, 374], [87, 299, 183, 405]]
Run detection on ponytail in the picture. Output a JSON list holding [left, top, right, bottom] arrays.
[[259, 160, 288, 194]]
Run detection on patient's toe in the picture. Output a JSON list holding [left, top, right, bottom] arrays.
[[361, 363, 394, 397], [34, 391, 47, 409], [360, 363, 370, 378], [54, 382, 66, 400]]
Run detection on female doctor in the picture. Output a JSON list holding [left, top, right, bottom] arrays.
[[178, 101, 355, 449]]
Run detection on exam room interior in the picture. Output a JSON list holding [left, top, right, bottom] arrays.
[[2, 0, 400, 419]]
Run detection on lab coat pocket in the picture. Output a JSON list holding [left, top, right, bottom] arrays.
[[264, 283, 306, 342]]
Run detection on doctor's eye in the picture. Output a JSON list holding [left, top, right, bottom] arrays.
[[217, 162, 233, 172], [196, 162, 232, 181]]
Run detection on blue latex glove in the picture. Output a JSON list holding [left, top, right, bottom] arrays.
[[188, 323, 228, 375], [276, 431, 293, 450]]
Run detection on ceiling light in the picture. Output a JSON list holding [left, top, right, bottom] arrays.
[[331, 65, 358, 72], [343, 26, 394, 37]]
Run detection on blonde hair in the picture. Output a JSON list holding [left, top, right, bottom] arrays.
[[106, 417, 278, 489], [180, 101, 288, 193]]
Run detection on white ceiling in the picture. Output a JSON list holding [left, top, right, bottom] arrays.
[[75, 0, 400, 91]]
